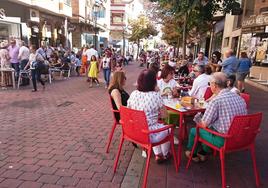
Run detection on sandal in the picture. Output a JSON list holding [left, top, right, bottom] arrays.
[[185, 150, 200, 163]]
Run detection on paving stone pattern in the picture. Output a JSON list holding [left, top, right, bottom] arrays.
[[0, 64, 143, 188], [143, 83, 268, 188]]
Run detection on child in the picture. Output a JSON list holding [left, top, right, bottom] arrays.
[[73, 54, 82, 76], [88, 55, 100, 87], [227, 74, 240, 94]]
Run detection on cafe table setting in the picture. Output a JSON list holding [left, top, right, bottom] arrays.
[[163, 96, 206, 167]]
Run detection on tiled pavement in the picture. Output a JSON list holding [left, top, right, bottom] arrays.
[[0, 63, 268, 188], [0, 63, 142, 188], [139, 78, 268, 188]]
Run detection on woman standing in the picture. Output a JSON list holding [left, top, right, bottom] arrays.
[[80, 46, 88, 75], [128, 70, 170, 162], [88, 55, 99, 87], [0, 41, 11, 88], [237, 52, 252, 92], [24, 45, 45, 92], [101, 52, 112, 88]]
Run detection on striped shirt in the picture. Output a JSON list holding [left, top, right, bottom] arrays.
[[202, 89, 247, 134]]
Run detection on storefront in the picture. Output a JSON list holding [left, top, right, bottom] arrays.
[[0, 8, 21, 43], [241, 14, 268, 65]]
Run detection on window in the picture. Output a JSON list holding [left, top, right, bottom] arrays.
[[98, 7, 106, 18], [64, 0, 71, 6], [111, 13, 124, 24], [112, 0, 122, 4], [260, 7, 268, 14], [224, 37, 230, 47]]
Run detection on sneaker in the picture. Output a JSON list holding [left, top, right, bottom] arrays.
[[173, 136, 179, 145], [185, 150, 200, 163], [142, 150, 147, 158]]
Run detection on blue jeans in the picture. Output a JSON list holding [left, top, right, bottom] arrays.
[[103, 69, 111, 86], [11, 63, 20, 79]]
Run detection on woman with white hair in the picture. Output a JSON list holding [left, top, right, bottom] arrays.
[[0, 41, 11, 88]]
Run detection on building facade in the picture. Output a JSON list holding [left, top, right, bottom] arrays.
[[110, 0, 143, 54], [71, 0, 110, 50], [221, 0, 255, 56], [0, 0, 72, 48], [240, 0, 268, 65]]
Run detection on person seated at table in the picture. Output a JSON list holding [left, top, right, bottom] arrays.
[[148, 62, 160, 75], [128, 69, 171, 163], [157, 64, 180, 130], [188, 65, 211, 99], [178, 60, 189, 76], [157, 64, 178, 98], [108, 71, 129, 123], [185, 72, 247, 162], [227, 74, 240, 94]]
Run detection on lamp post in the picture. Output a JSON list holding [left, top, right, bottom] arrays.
[[122, 26, 127, 57], [93, 4, 99, 50]]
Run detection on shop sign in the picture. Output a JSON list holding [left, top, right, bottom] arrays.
[[30, 9, 40, 23], [242, 14, 268, 28], [0, 8, 6, 19]]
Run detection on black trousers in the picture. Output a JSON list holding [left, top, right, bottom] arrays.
[[31, 68, 45, 91], [20, 59, 30, 85]]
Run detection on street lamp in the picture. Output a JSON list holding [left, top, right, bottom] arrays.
[[93, 4, 100, 50]]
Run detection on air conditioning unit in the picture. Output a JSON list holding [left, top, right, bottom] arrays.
[[30, 9, 40, 23]]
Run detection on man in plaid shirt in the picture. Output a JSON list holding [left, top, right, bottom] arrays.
[[185, 72, 247, 162]]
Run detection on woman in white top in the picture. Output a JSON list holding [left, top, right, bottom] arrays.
[[24, 45, 45, 92], [128, 70, 170, 162], [157, 64, 178, 98], [101, 52, 112, 88], [188, 65, 211, 99]]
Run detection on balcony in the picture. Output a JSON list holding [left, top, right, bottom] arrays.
[[59, 1, 72, 17]]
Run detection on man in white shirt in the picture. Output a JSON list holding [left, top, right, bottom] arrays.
[[86, 44, 99, 64], [18, 41, 30, 85], [188, 65, 211, 99]]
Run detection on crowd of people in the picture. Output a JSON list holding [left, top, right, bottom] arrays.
[[0, 40, 131, 91], [109, 47, 251, 163]]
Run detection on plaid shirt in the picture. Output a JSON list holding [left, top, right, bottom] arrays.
[[202, 89, 247, 134]]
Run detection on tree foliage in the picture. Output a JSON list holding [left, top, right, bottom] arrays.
[[129, 15, 158, 43], [150, 0, 239, 48]]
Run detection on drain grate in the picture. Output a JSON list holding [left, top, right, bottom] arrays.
[[57, 101, 74, 107]]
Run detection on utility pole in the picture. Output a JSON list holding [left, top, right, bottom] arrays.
[[237, 0, 248, 57]]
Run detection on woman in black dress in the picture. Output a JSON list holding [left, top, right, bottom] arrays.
[[108, 71, 129, 122]]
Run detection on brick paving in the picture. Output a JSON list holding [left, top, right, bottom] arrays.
[[0, 63, 268, 188], [143, 82, 268, 188], [0, 63, 142, 188]]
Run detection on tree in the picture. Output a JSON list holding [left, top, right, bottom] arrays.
[[150, 0, 239, 58], [129, 15, 158, 58]]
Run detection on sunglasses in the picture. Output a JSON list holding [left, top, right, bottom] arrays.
[[208, 82, 215, 86]]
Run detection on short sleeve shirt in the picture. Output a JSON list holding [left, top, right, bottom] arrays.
[[127, 90, 163, 127], [157, 79, 177, 96], [202, 89, 247, 133]]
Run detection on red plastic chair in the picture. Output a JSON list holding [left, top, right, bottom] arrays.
[[114, 106, 178, 188], [240, 93, 250, 110], [204, 86, 213, 100], [186, 112, 262, 188], [106, 96, 120, 153]]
